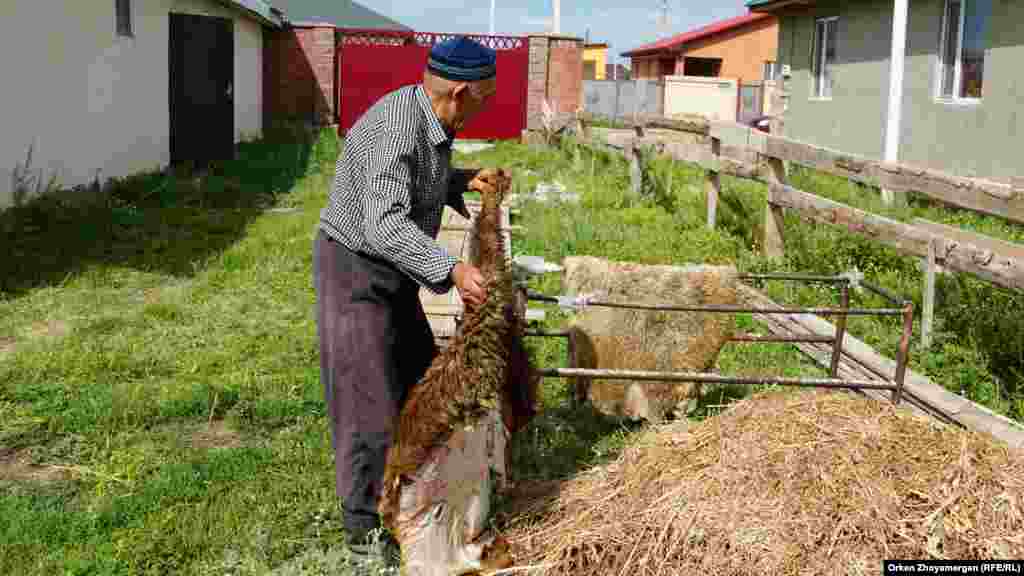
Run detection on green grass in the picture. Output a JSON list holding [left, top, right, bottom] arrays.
[[1, 126, 1020, 574]]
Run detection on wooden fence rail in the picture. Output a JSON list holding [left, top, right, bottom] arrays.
[[572, 112, 1024, 349]]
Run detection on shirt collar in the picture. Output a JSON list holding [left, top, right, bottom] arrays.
[[415, 84, 453, 148]]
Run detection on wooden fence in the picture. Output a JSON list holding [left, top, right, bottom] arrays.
[[573, 112, 1024, 349]]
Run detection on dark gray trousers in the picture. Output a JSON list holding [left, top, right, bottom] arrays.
[[312, 228, 437, 543]]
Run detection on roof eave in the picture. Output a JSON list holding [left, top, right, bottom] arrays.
[[746, 0, 816, 13], [217, 0, 284, 27]]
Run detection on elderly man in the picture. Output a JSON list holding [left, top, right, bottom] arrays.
[[312, 36, 510, 569]]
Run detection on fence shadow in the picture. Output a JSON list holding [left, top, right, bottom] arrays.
[[1, 124, 333, 299]]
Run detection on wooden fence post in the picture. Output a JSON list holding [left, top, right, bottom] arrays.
[[921, 236, 938, 349], [706, 136, 721, 229], [763, 157, 787, 259], [629, 140, 643, 198]]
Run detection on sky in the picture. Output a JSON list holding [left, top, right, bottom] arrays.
[[356, 0, 750, 67]]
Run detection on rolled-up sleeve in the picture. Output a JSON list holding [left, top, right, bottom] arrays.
[[360, 125, 459, 295]]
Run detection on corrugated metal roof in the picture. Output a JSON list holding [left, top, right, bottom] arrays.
[[621, 12, 772, 57], [269, 0, 410, 30]]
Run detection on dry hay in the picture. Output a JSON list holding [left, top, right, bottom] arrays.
[[563, 256, 738, 421], [503, 389, 1024, 575]]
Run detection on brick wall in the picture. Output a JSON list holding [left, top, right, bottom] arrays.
[[526, 34, 583, 132], [547, 37, 583, 116], [263, 25, 335, 128]]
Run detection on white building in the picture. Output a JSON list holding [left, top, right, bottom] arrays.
[[1, 0, 282, 209]]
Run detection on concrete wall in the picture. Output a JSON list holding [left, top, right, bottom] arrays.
[[777, 0, 1024, 181], [676, 16, 779, 81], [264, 24, 334, 128], [0, 0, 265, 209], [583, 79, 664, 120], [664, 76, 739, 121], [776, 0, 891, 159]]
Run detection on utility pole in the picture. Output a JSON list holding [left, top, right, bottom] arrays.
[[658, 0, 670, 40], [553, 0, 561, 34], [489, 0, 496, 35]]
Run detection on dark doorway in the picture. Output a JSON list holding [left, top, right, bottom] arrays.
[[683, 57, 722, 77], [169, 13, 234, 169]]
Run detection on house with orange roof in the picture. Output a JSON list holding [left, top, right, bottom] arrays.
[[623, 12, 779, 84]]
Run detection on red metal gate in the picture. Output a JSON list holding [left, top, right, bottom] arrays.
[[337, 30, 529, 140]]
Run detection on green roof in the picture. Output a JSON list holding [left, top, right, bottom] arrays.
[[270, 0, 410, 30], [745, 0, 817, 11], [218, 0, 284, 27]]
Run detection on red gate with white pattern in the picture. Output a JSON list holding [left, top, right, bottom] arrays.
[[337, 29, 529, 140]]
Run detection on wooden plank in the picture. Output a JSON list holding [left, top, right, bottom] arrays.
[[939, 237, 1024, 292], [765, 133, 1024, 224], [579, 111, 710, 136], [635, 113, 710, 136], [910, 219, 1024, 292], [913, 218, 1024, 261], [763, 160, 787, 259], [769, 182, 933, 258]]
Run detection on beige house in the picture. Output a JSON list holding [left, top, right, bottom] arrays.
[[1, 0, 281, 210]]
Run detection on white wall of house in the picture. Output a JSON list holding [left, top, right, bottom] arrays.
[[664, 75, 739, 122], [0, 0, 265, 210]]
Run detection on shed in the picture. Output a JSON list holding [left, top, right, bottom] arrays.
[[0, 0, 281, 210]]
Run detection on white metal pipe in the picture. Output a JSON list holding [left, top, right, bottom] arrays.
[[884, 0, 908, 164], [490, 0, 496, 35], [553, 0, 561, 34], [882, 0, 909, 205]]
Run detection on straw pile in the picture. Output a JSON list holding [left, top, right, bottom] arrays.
[[563, 256, 738, 421], [502, 389, 1024, 575]]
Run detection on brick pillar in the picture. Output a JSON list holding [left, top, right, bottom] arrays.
[[526, 36, 550, 131], [526, 34, 583, 133], [546, 36, 584, 116], [263, 24, 336, 128]]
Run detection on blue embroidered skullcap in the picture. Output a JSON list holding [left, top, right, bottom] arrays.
[[427, 36, 497, 82]]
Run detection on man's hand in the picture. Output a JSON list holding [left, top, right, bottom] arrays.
[[467, 168, 512, 199], [452, 262, 487, 308]]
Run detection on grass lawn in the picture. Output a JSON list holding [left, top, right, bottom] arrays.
[[0, 126, 1020, 574]]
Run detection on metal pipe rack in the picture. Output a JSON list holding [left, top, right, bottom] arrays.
[[521, 271, 915, 408]]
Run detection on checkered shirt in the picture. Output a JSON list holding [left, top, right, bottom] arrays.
[[319, 84, 473, 295]]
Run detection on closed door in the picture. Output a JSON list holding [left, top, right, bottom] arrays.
[[169, 13, 234, 168]]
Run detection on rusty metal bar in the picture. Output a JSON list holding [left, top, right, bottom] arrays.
[[892, 301, 915, 405], [738, 273, 851, 284], [730, 333, 835, 343], [539, 368, 898, 391], [526, 293, 905, 317], [525, 330, 570, 338], [860, 280, 907, 306], [830, 284, 850, 378]]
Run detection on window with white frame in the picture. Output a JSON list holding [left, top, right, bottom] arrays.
[[812, 17, 838, 99], [116, 0, 132, 37], [938, 0, 991, 101]]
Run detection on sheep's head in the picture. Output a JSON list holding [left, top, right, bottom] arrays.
[[470, 168, 511, 209]]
